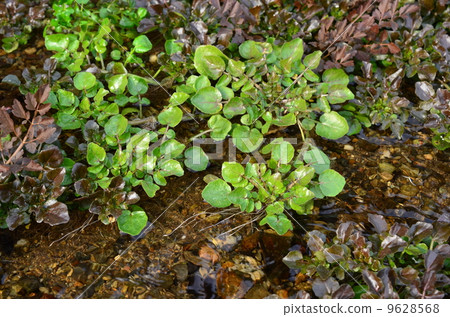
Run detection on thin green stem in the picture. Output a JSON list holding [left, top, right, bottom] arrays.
[[190, 129, 213, 141]]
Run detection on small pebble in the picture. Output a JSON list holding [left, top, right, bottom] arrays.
[[15, 239, 29, 248], [379, 162, 395, 174], [380, 172, 393, 181], [343, 145, 354, 151], [400, 184, 419, 197], [24, 47, 36, 55], [423, 154, 433, 160]]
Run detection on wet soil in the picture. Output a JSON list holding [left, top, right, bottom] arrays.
[[0, 31, 449, 299], [0, 125, 447, 298]]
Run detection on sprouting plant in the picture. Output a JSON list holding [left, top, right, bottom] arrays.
[[137, 0, 304, 52], [0, 85, 69, 230], [45, 0, 151, 73], [201, 140, 345, 235], [163, 38, 353, 155], [283, 215, 450, 299]]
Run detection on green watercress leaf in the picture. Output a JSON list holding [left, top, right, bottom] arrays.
[[133, 35, 152, 53], [127, 75, 148, 96], [73, 72, 96, 91], [158, 106, 183, 127], [194, 45, 227, 80], [184, 146, 209, 171], [190, 86, 222, 114], [222, 162, 244, 184], [105, 114, 128, 137], [319, 169, 345, 197], [232, 125, 264, 153], [208, 115, 232, 140], [316, 111, 349, 140], [87, 143, 106, 166], [117, 210, 148, 236], [202, 179, 232, 208]]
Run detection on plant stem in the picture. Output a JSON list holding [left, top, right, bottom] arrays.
[[190, 129, 213, 141], [129, 116, 156, 126], [297, 118, 306, 142], [6, 112, 36, 165], [124, 48, 135, 66], [99, 52, 105, 70], [152, 67, 162, 79]]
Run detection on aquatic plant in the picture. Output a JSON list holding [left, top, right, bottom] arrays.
[[283, 215, 450, 299]]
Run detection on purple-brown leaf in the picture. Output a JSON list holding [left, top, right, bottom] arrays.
[[12, 99, 29, 119], [36, 84, 51, 104], [0, 108, 15, 135], [25, 92, 37, 111]]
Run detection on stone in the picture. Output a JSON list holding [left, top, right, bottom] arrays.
[[172, 262, 188, 282], [379, 162, 395, 174], [18, 276, 41, 293], [244, 284, 270, 299], [400, 184, 419, 197], [343, 144, 354, 151], [15, 239, 28, 248]]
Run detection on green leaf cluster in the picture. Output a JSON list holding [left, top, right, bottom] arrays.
[[202, 141, 346, 235]]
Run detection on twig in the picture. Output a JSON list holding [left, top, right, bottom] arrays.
[[49, 215, 97, 247], [128, 116, 156, 126]]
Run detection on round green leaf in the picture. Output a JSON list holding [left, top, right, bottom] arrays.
[[117, 210, 148, 236], [107, 74, 128, 95], [56, 113, 82, 130], [303, 51, 322, 70], [194, 45, 227, 80], [222, 162, 244, 184], [319, 169, 345, 197], [159, 139, 185, 159], [226, 59, 245, 77], [327, 85, 355, 104], [159, 159, 184, 177], [290, 185, 315, 205], [260, 215, 292, 235], [202, 179, 232, 208], [73, 72, 96, 90], [195, 75, 211, 91], [184, 146, 209, 171], [165, 39, 183, 55], [223, 97, 246, 119], [239, 41, 263, 59], [322, 68, 350, 86], [280, 38, 304, 62], [303, 147, 330, 174], [127, 75, 148, 96], [190, 86, 222, 114], [208, 115, 232, 141], [142, 178, 160, 198], [158, 106, 183, 127], [271, 141, 295, 164], [111, 49, 121, 60], [105, 114, 128, 137], [266, 202, 285, 215], [169, 92, 190, 106], [45, 34, 70, 52], [232, 125, 264, 153], [288, 166, 315, 186], [316, 111, 349, 140], [132, 35, 153, 53], [87, 143, 106, 166]]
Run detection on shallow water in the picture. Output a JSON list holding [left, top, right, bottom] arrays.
[[0, 25, 448, 299]]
